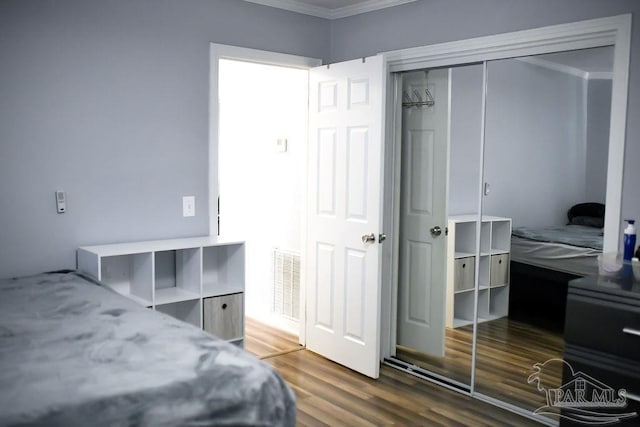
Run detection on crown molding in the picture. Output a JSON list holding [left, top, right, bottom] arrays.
[[517, 57, 613, 80], [242, 0, 416, 19], [517, 56, 588, 79], [330, 0, 416, 19], [382, 14, 624, 73], [587, 71, 613, 80], [243, 0, 327, 18]]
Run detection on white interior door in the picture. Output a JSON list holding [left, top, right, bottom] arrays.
[[305, 56, 386, 379], [397, 69, 449, 357]]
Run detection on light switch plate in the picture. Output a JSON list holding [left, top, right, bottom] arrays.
[[183, 196, 195, 217], [276, 138, 287, 152]]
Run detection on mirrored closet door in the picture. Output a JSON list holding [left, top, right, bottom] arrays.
[[388, 45, 616, 423], [391, 63, 486, 390], [474, 46, 614, 421]]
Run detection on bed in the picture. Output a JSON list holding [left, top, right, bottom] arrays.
[[511, 224, 602, 277], [508, 203, 605, 331], [0, 271, 295, 426]]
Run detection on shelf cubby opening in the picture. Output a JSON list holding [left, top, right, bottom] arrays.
[[202, 244, 245, 297], [479, 255, 490, 289], [100, 253, 153, 306], [154, 248, 201, 305], [491, 220, 511, 252], [453, 291, 475, 327], [454, 221, 477, 256], [480, 221, 491, 255], [490, 286, 509, 318], [477, 288, 490, 320], [156, 299, 201, 329], [229, 339, 244, 348]]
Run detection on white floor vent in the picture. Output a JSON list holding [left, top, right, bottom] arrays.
[[272, 248, 300, 320]]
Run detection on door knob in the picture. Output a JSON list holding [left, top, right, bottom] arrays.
[[430, 226, 442, 237], [362, 233, 376, 243]]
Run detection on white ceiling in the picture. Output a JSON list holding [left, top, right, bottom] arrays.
[[243, 0, 416, 19]]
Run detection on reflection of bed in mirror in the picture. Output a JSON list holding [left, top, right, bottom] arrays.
[[508, 204, 604, 332]]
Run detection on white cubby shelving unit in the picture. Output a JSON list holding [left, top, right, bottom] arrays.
[[77, 237, 245, 347], [446, 215, 511, 328]]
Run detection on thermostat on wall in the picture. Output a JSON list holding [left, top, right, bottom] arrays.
[[276, 138, 288, 152], [55, 190, 66, 214]]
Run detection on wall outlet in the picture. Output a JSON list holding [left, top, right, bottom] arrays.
[[183, 196, 195, 217]]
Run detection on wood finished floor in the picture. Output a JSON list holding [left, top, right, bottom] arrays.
[[246, 319, 542, 426], [397, 318, 564, 414], [245, 316, 302, 359]]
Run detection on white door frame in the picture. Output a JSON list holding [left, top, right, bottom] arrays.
[[379, 14, 631, 360], [209, 43, 322, 345]]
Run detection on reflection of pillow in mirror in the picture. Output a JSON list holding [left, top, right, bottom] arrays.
[[568, 202, 605, 221], [570, 216, 604, 228]]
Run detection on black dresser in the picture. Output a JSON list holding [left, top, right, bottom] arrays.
[[561, 271, 640, 426]]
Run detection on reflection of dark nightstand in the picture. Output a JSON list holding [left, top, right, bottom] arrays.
[[561, 272, 640, 426]]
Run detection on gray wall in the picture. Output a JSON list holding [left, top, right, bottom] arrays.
[[449, 61, 610, 226], [482, 59, 586, 227], [0, 0, 329, 278], [2, 0, 639, 278], [586, 79, 612, 203], [330, 0, 640, 240]]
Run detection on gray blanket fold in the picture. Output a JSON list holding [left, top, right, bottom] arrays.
[[0, 272, 295, 426]]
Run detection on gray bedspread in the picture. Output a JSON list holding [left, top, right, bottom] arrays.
[[0, 272, 295, 427], [512, 224, 603, 250]]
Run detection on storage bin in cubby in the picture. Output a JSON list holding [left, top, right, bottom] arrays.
[[490, 253, 509, 287], [203, 293, 244, 341], [454, 256, 475, 292]]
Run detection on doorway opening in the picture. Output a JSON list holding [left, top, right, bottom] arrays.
[[217, 58, 308, 358]]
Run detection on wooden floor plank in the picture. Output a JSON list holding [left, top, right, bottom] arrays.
[[249, 318, 545, 425], [244, 316, 301, 359], [396, 318, 563, 412], [265, 350, 541, 426]]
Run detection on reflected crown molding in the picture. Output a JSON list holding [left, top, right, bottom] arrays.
[[516, 57, 613, 80]]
